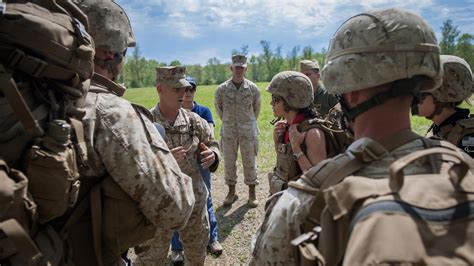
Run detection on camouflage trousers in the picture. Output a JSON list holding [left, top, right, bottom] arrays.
[[138, 179, 209, 265], [220, 123, 259, 186]]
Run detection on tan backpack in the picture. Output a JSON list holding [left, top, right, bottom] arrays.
[[0, 0, 94, 264], [319, 147, 474, 265]]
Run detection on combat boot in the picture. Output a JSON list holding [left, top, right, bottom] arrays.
[[247, 185, 258, 208], [223, 185, 238, 206]]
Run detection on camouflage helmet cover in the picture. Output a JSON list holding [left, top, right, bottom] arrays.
[[267, 71, 314, 109], [77, 0, 136, 54], [431, 55, 473, 102], [322, 8, 442, 94]]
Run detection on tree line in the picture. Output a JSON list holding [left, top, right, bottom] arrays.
[[119, 20, 474, 88]]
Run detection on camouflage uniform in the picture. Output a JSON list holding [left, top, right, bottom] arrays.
[[143, 67, 220, 265], [70, 2, 195, 265], [421, 55, 474, 157], [214, 67, 261, 186], [313, 82, 338, 116], [300, 60, 337, 116], [81, 75, 194, 229]]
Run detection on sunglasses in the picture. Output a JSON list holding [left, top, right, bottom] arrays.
[[271, 95, 282, 105], [185, 87, 196, 93], [172, 87, 196, 93]]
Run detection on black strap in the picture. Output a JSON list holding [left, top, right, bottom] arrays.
[[350, 200, 474, 233]]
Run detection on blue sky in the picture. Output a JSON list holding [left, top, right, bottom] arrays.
[[116, 0, 474, 65]]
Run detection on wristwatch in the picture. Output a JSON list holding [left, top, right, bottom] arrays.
[[292, 151, 305, 161]]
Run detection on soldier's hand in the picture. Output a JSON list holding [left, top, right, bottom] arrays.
[[200, 143, 215, 169], [273, 120, 287, 138], [289, 124, 306, 148], [171, 146, 187, 163]]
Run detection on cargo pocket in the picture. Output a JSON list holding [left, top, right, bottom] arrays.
[[26, 145, 80, 224]]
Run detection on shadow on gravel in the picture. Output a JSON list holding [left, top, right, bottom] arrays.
[[215, 204, 250, 242]]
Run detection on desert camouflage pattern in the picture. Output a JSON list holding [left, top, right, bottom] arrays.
[[75, 0, 135, 53], [155, 66, 191, 88], [215, 78, 261, 185], [146, 106, 220, 264], [81, 80, 195, 231], [300, 59, 320, 72], [431, 55, 473, 102], [232, 54, 247, 67], [250, 134, 439, 265], [267, 71, 314, 109], [322, 8, 442, 94]]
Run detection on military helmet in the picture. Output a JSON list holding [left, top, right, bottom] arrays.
[[322, 8, 442, 94], [431, 55, 473, 102], [77, 0, 136, 54], [267, 71, 314, 109]]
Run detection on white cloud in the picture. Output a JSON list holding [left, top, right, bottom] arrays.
[[116, 0, 474, 63], [120, 0, 441, 40]]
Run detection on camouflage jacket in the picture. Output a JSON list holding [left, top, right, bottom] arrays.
[[81, 75, 194, 230], [312, 82, 338, 117], [214, 78, 261, 125], [150, 105, 220, 179]]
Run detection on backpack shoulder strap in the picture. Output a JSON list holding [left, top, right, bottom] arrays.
[[90, 74, 126, 96]]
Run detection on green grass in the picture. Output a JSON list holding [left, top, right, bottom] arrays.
[[124, 83, 474, 172]]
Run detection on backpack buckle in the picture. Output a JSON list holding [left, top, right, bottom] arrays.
[[7, 49, 25, 69]]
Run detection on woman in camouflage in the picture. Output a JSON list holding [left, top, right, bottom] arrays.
[[417, 55, 474, 157]]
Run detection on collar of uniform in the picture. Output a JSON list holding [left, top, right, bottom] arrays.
[[227, 78, 249, 89], [314, 82, 324, 97], [151, 104, 188, 128], [433, 107, 471, 135]]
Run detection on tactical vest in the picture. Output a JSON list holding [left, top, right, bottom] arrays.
[[292, 132, 474, 265], [268, 117, 353, 195], [434, 116, 474, 152]]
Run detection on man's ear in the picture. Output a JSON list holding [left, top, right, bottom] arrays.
[[230, 66, 233, 72], [156, 83, 162, 94]]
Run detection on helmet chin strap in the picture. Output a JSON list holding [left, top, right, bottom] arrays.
[[337, 76, 427, 133], [94, 53, 124, 81]]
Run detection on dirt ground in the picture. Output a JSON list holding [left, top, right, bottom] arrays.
[[132, 162, 271, 265]]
